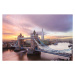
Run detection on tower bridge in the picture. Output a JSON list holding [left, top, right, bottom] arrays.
[[16, 30, 72, 58]]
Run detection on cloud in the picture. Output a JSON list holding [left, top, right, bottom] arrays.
[[3, 33, 14, 35], [26, 15, 73, 32], [54, 36, 72, 38], [3, 15, 34, 36], [3, 14, 73, 37], [37, 31, 46, 35], [3, 15, 14, 25]]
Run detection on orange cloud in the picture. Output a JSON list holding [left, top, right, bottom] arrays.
[[44, 35, 72, 39], [2, 23, 30, 41]]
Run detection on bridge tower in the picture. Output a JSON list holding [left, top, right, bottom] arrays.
[[27, 30, 41, 55], [31, 30, 38, 50], [17, 33, 24, 47]]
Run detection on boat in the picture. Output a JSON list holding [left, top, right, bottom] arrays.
[[14, 47, 27, 52], [19, 50, 27, 53], [14, 47, 20, 52], [54, 43, 58, 45], [68, 44, 73, 47]]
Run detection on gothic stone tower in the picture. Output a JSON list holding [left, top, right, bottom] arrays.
[[31, 30, 38, 50], [17, 33, 24, 47]]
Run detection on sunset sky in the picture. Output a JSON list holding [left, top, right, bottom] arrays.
[[2, 14, 73, 41]]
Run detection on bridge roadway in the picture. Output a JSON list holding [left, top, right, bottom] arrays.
[[35, 49, 71, 57], [33, 39, 72, 57]]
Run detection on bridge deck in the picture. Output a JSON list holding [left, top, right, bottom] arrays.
[[34, 38, 72, 57], [35, 49, 71, 57]]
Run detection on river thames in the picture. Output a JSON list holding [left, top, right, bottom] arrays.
[[3, 42, 72, 61]]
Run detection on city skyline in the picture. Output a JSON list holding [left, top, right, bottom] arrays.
[[3, 14, 73, 41]]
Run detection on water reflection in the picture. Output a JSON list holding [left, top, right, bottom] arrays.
[[27, 55, 41, 60], [17, 52, 25, 60]]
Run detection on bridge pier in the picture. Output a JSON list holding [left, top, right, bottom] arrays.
[[27, 49, 41, 56]]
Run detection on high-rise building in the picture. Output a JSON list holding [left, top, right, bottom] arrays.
[[41, 28, 44, 40]]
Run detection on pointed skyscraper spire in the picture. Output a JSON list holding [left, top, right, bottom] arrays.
[[41, 28, 44, 40]]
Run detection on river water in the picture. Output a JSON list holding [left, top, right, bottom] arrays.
[[3, 42, 72, 61]]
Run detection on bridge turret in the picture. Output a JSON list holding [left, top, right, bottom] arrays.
[[31, 30, 38, 50], [17, 33, 24, 47], [33, 30, 36, 35]]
